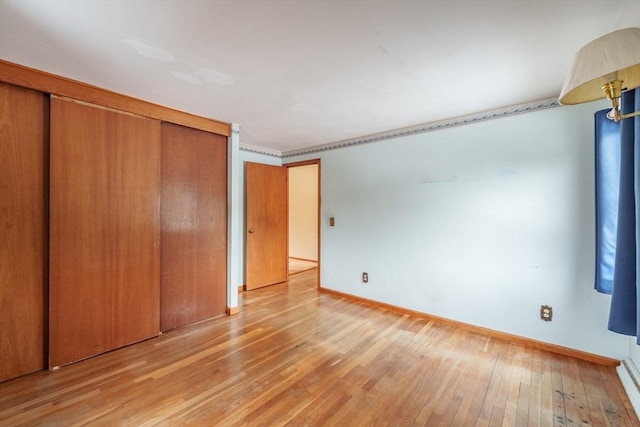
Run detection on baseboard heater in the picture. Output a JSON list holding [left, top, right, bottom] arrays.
[[618, 358, 640, 419]]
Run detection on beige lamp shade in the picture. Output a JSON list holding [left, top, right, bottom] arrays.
[[559, 27, 640, 105]]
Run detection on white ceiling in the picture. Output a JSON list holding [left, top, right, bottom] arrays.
[[1, 0, 638, 154]]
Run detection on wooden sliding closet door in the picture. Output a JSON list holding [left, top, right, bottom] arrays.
[[160, 123, 227, 331], [49, 97, 161, 367], [0, 83, 46, 382]]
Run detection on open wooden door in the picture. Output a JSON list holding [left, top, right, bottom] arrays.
[[245, 162, 288, 290]]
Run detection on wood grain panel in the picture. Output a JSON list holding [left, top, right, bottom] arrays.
[[49, 97, 160, 367], [110, 110, 161, 348], [50, 98, 110, 366], [0, 59, 230, 136], [161, 123, 227, 331], [0, 83, 46, 382], [245, 162, 288, 290]]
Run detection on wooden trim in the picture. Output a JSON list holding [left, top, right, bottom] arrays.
[[317, 162, 321, 290], [318, 286, 621, 367], [284, 159, 321, 168], [52, 95, 152, 119], [226, 306, 239, 315], [0, 59, 231, 136], [42, 94, 51, 370], [237, 285, 244, 293]]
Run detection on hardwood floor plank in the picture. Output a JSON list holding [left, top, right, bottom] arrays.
[[561, 357, 592, 426], [476, 341, 508, 423], [516, 382, 531, 425], [0, 269, 636, 426], [597, 364, 638, 426], [550, 354, 569, 426], [538, 360, 555, 427]]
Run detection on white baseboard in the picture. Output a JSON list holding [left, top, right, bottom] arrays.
[[617, 359, 640, 419]]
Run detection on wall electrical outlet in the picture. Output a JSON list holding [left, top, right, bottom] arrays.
[[540, 305, 553, 321], [362, 272, 368, 283]]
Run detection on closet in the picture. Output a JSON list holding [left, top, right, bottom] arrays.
[[0, 60, 230, 378]]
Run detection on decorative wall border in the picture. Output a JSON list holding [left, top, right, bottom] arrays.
[[239, 97, 561, 159], [240, 143, 282, 158]]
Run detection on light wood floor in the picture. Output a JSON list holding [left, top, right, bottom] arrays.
[[1, 269, 637, 426], [288, 257, 318, 275]]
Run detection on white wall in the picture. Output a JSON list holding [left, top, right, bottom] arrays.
[[289, 164, 318, 261], [227, 125, 241, 310], [288, 101, 629, 359]]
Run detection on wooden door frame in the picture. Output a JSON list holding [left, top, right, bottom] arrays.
[[284, 159, 321, 289]]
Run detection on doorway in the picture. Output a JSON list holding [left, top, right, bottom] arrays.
[[286, 160, 320, 280], [244, 159, 320, 290]]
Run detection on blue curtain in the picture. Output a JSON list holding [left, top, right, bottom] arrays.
[[594, 109, 621, 293], [597, 89, 640, 342]]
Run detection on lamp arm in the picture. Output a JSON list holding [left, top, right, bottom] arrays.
[[602, 81, 640, 122], [620, 110, 640, 120]]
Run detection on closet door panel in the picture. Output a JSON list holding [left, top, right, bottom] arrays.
[[50, 98, 110, 366], [50, 97, 160, 367], [110, 111, 161, 348], [161, 123, 227, 331], [0, 83, 46, 382]]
